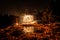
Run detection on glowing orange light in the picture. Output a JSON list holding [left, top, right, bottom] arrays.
[[21, 15, 36, 33], [15, 23, 19, 25], [23, 26, 34, 33], [22, 15, 35, 24]]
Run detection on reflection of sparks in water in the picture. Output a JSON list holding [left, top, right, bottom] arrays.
[[23, 26, 34, 33]]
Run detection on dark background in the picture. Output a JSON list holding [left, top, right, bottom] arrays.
[[0, 0, 57, 28], [0, 0, 57, 16]]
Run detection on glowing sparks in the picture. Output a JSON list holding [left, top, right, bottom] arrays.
[[23, 15, 34, 23], [22, 15, 35, 24]]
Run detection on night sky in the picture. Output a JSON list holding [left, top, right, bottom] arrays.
[[0, 0, 50, 8], [0, 0, 57, 16]]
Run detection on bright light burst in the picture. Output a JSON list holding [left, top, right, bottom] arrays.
[[22, 15, 35, 24]]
